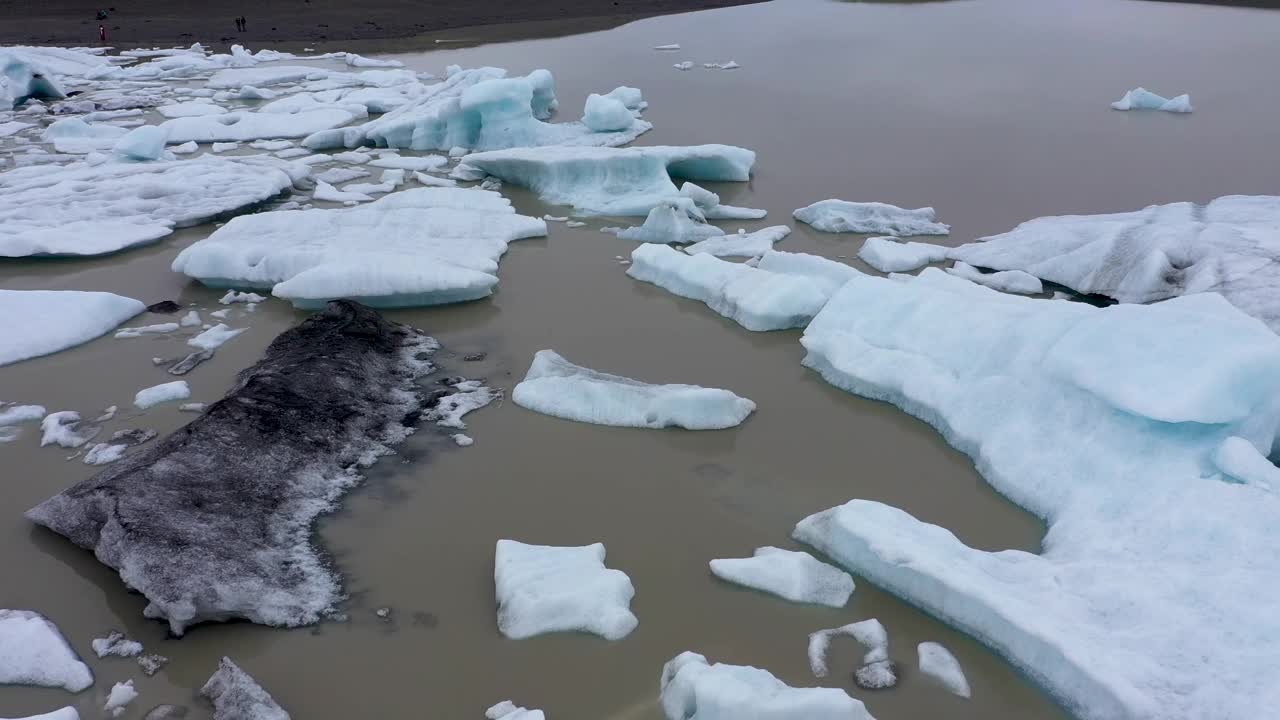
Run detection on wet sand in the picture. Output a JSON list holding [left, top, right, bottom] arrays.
[[5, 0, 1280, 718]]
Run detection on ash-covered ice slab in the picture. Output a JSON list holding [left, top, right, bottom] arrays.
[[200, 658, 289, 720], [0, 156, 308, 257], [948, 195, 1280, 332], [26, 301, 442, 635]]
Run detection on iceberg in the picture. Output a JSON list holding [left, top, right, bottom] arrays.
[[173, 188, 547, 308], [946, 261, 1043, 294], [113, 125, 169, 161], [659, 652, 874, 720], [134, 381, 191, 409], [26, 302, 443, 634], [686, 226, 791, 257], [917, 642, 970, 699], [948, 195, 1280, 332], [201, 658, 289, 720], [494, 539, 638, 640], [581, 93, 634, 132], [512, 349, 755, 430], [1, 51, 67, 109], [618, 201, 724, 244], [793, 268, 1280, 720], [857, 236, 948, 273], [0, 290, 144, 366], [794, 200, 949, 236], [486, 701, 543, 720], [0, 156, 305, 257], [627, 245, 832, 331], [455, 144, 756, 216], [1111, 87, 1192, 113], [709, 547, 853, 607], [0, 610, 93, 692], [161, 108, 362, 143]]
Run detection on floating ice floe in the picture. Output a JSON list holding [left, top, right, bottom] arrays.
[[1111, 87, 1192, 113], [27, 303, 442, 634], [486, 701, 544, 720], [0, 610, 94, 691], [857, 236, 949, 273], [603, 86, 644, 110], [703, 60, 741, 70], [134, 381, 191, 409], [1, 50, 68, 109], [368, 154, 447, 171], [627, 245, 833, 331], [41, 117, 126, 153], [188, 324, 245, 351], [946, 261, 1043, 295], [494, 539, 638, 640], [219, 290, 266, 304], [343, 53, 403, 69], [581, 93, 634, 132], [207, 66, 320, 89], [0, 403, 44, 442], [618, 201, 724, 244], [513, 350, 755, 429], [315, 167, 369, 184], [659, 652, 874, 720], [0, 290, 144, 365], [680, 182, 765, 220], [457, 144, 755, 216], [1, 708, 80, 720], [113, 125, 169, 161], [918, 642, 970, 699], [686, 226, 791, 257], [793, 268, 1280, 720], [808, 619, 887, 678], [104, 680, 138, 717], [92, 631, 143, 658], [795, 199, 949, 236], [948, 195, 1280, 332], [161, 108, 364, 143], [0, 156, 306, 257], [654, 44, 681, 51], [174, 188, 546, 308], [424, 379, 497, 429], [115, 322, 180, 338], [40, 411, 97, 448], [83, 443, 128, 465], [709, 547, 853, 607], [201, 658, 290, 720], [673, 62, 695, 71], [313, 180, 372, 203]]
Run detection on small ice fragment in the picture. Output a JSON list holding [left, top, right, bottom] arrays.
[[855, 660, 898, 690], [179, 310, 202, 327], [219, 290, 266, 305], [451, 433, 474, 447], [653, 44, 681, 50], [412, 171, 457, 187], [171, 140, 198, 154], [83, 443, 128, 465], [582, 93, 634, 132], [0, 404, 45, 426], [333, 151, 371, 164], [134, 381, 191, 409], [93, 630, 144, 658], [425, 380, 497, 429], [486, 701, 544, 720], [188, 324, 245, 351], [673, 61, 694, 71], [210, 142, 240, 153], [685, 226, 791, 258], [0, 610, 94, 691], [808, 619, 888, 678], [709, 546, 854, 607], [104, 680, 139, 717], [115, 322, 180, 338], [210, 309, 231, 319], [660, 652, 873, 720], [40, 411, 97, 448], [618, 201, 722, 244], [543, 215, 568, 222], [565, 221, 585, 228], [178, 403, 206, 413], [946, 261, 1043, 295], [200, 658, 289, 720], [137, 654, 169, 677], [918, 641, 971, 698]]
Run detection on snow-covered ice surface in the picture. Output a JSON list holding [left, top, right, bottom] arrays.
[[946, 261, 1043, 294], [512, 350, 755, 429], [793, 268, 1280, 720], [1111, 87, 1192, 113], [659, 652, 874, 720], [494, 539, 638, 640], [0, 290, 144, 366], [627, 245, 832, 331], [857, 236, 949, 273], [201, 657, 290, 720], [26, 302, 441, 635], [486, 701, 545, 720], [794, 200, 949, 236], [0, 157, 306, 257], [92, 631, 143, 658], [685, 226, 790, 257], [455, 144, 755, 216], [0, 610, 94, 692], [709, 547, 853, 607], [807, 619, 887, 678], [173, 188, 547, 308], [918, 642, 970, 698], [134, 381, 191, 409], [948, 195, 1280, 331]]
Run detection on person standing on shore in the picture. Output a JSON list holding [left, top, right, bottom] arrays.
[[98, 24, 106, 42]]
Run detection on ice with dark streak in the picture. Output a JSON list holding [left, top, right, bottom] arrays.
[[200, 657, 289, 720], [26, 301, 442, 635]]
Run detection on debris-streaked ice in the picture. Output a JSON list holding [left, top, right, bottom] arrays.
[[92, 631, 143, 658], [794, 268, 1280, 720], [201, 657, 290, 720], [495, 539, 638, 641], [0, 610, 93, 692], [0, 290, 144, 366], [795, 199, 949, 236], [659, 652, 873, 720], [709, 547, 853, 607], [513, 349, 755, 430], [857, 236, 948, 273], [917, 642, 970, 699]]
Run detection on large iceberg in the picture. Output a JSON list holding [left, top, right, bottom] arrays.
[[0, 290, 144, 367], [948, 195, 1280, 332], [659, 652, 874, 720], [172, 188, 547, 308], [794, 200, 949, 236], [626, 245, 835, 331], [793, 268, 1280, 720], [26, 302, 445, 635], [512, 349, 755, 429], [0, 610, 93, 692], [494, 539, 638, 640], [456, 144, 756, 216], [0, 156, 306, 257]]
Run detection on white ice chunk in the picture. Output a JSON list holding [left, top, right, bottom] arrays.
[[918, 642, 970, 698], [795, 199, 949, 236], [103, 680, 138, 717], [219, 290, 266, 304], [627, 245, 830, 331], [313, 180, 372, 203], [40, 411, 94, 448], [368, 154, 447, 171], [83, 443, 128, 465], [238, 85, 279, 100], [513, 349, 755, 430], [174, 188, 546, 308], [134, 381, 191, 409], [603, 86, 644, 110], [485, 701, 544, 720], [210, 142, 240, 153], [581, 93, 634, 132], [413, 171, 457, 188], [793, 268, 1280, 720], [92, 631, 143, 658], [0, 610, 93, 692], [188, 324, 245, 351], [618, 201, 723, 244], [315, 167, 368, 185], [808, 619, 887, 678], [41, 117, 126, 154], [653, 44, 681, 50], [201, 657, 290, 720], [857, 236, 949, 272], [113, 125, 169, 161], [0, 404, 45, 426], [659, 652, 873, 720], [170, 140, 198, 154], [686, 226, 791, 257], [946, 261, 1043, 295], [709, 547, 853, 607], [673, 62, 694, 71], [451, 433, 473, 447], [207, 66, 319, 89], [0, 290, 144, 365], [495, 539, 637, 640], [343, 53, 403, 69], [424, 380, 497, 429], [1111, 87, 1193, 113], [179, 310, 202, 327]]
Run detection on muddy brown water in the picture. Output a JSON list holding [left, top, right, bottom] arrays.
[[5, 0, 1280, 718]]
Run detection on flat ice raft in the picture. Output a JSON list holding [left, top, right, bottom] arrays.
[[794, 269, 1280, 720], [26, 302, 442, 635], [0, 156, 306, 257], [495, 539, 637, 640], [0, 290, 144, 367], [512, 349, 755, 430], [172, 188, 546, 308], [949, 195, 1280, 332]]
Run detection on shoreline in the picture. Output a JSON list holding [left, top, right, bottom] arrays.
[[0, 0, 764, 51]]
